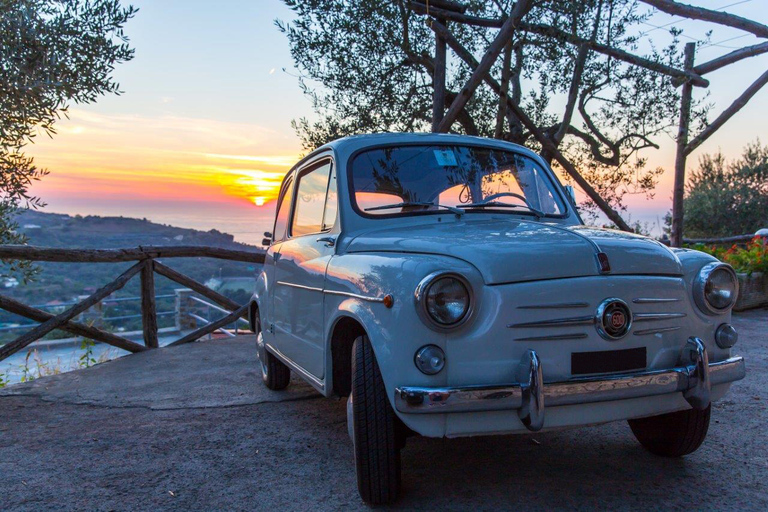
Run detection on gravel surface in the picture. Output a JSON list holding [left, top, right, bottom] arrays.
[[0, 310, 765, 511]]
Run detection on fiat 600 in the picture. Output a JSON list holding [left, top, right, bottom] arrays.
[[250, 133, 746, 505]]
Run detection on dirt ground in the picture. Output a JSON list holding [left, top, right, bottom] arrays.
[[0, 309, 765, 511]]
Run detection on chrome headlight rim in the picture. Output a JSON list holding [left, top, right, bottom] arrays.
[[414, 271, 474, 331], [693, 262, 739, 315]]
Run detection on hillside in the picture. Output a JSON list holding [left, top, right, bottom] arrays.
[[1, 211, 265, 336]]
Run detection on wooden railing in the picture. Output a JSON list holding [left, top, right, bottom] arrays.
[[0, 245, 265, 362]]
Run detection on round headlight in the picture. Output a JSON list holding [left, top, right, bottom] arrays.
[[415, 272, 472, 329], [694, 262, 739, 315]]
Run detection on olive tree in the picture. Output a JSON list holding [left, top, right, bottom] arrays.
[[682, 141, 768, 238], [277, 0, 709, 223], [1, 0, 136, 276]]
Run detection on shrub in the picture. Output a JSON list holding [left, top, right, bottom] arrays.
[[693, 236, 768, 274]]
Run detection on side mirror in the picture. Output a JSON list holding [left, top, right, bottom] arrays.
[[564, 185, 577, 206], [262, 232, 272, 247]]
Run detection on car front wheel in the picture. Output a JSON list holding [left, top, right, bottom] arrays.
[[351, 335, 401, 505], [628, 405, 711, 457]]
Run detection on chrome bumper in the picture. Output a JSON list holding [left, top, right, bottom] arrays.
[[394, 338, 746, 432]]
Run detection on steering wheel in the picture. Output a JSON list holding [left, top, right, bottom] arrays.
[[482, 192, 536, 210]]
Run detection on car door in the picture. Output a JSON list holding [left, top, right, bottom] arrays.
[[272, 158, 338, 378], [261, 176, 294, 347]]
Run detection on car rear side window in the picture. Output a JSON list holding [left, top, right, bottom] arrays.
[[272, 178, 294, 242], [292, 161, 333, 237]]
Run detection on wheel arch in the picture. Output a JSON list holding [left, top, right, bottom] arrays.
[[327, 313, 368, 397]]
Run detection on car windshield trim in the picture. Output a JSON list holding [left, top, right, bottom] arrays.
[[347, 143, 569, 220]]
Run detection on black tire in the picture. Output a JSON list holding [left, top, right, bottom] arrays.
[[628, 405, 711, 457], [352, 335, 401, 505], [254, 315, 290, 391]]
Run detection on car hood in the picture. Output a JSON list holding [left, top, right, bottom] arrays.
[[344, 219, 682, 284]]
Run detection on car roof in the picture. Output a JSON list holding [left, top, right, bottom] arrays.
[[293, 132, 543, 172]]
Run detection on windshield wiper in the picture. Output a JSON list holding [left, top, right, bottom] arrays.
[[365, 201, 464, 215], [457, 201, 544, 219]]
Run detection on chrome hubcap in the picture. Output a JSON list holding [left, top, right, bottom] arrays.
[[257, 332, 268, 376]]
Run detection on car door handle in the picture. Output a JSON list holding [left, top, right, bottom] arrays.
[[316, 236, 336, 247]]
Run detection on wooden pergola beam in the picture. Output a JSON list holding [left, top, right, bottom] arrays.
[[640, 0, 768, 39], [436, 0, 533, 133], [408, 2, 709, 87], [431, 20, 632, 232], [411, 0, 466, 14], [685, 68, 768, 156], [693, 41, 768, 76]]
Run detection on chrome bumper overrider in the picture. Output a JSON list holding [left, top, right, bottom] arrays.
[[394, 338, 746, 432]]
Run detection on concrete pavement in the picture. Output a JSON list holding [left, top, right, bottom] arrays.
[[0, 310, 766, 510]]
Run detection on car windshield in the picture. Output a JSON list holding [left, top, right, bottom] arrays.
[[350, 145, 566, 217]]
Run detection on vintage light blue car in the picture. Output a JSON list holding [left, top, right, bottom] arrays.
[[250, 133, 746, 505]]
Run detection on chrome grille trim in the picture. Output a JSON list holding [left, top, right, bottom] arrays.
[[517, 302, 589, 309], [633, 312, 687, 322], [508, 316, 594, 328], [632, 298, 680, 304], [633, 326, 682, 336], [514, 333, 589, 341]]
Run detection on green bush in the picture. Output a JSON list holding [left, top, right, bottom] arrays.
[[692, 236, 768, 274]]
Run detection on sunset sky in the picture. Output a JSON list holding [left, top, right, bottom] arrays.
[[26, 0, 768, 244]]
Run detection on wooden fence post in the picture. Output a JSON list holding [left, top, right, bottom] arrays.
[[141, 260, 159, 348]]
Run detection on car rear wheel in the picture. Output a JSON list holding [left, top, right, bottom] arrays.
[[628, 405, 711, 457], [351, 335, 401, 505], [255, 318, 290, 391]]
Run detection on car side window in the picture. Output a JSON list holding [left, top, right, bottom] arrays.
[[272, 178, 294, 243], [292, 161, 332, 237], [322, 166, 338, 231]]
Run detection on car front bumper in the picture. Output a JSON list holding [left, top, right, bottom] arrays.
[[394, 337, 745, 432]]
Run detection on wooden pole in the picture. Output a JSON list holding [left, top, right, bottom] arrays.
[[408, 2, 709, 87], [685, 69, 768, 156], [0, 262, 143, 361], [432, 17, 447, 132], [671, 42, 696, 248], [640, 0, 768, 39], [693, 42, 768, 76], [0, 245, 265, 264], [0, 295, 147, 354], [436, 0, 533, 133], [141, 260, 159, 348], [152, 261, 246, 320], [170, 304, 249, 346]]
